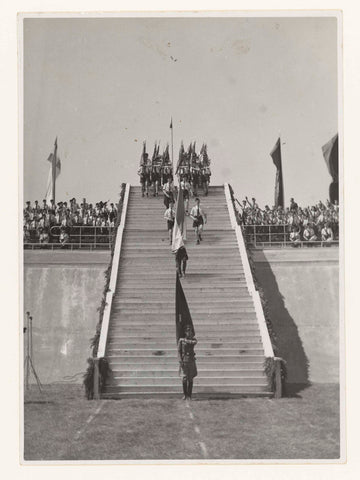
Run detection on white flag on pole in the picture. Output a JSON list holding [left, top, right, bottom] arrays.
[[45, 153, 61, 203]]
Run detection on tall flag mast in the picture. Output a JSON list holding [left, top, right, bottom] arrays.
[[170, 118, 174, 182], [270, 137, 284, 208]]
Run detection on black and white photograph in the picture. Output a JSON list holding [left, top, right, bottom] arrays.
[[19, 10, 344, 465]]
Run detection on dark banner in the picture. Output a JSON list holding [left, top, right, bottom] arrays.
[[270, 137, 284, 208]]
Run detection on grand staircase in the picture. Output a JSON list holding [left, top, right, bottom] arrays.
[[102, 185, 271, 398]]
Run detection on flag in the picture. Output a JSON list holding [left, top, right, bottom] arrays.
[[322, 134, 338, 181], [151, 142, 157, 164], [45, 144, 61, 204], [175, 141, 185, 174], [175, 272, 195, 343], [270, 137, 284, 208], [172, 185, 186, 252], [163, 144, 170, 165], [140, 141, 146, 166], [322, 133, 338, 204]]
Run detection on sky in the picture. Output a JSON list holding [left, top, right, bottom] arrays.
[[23, 15, 338, 207]]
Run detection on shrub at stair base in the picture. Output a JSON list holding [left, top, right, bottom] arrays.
[[83, 183, 126, 399], [264, 357, 287, 394], [83, 357, 110, 400], [228, 184, 287, 395]]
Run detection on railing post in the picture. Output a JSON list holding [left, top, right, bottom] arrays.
[[93, 357, 100, 400], [274, 357, 282, 399], [94, 226, 97, 249], [80, 226, 82, 249]]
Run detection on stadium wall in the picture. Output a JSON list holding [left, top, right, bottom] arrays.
[[24, 251, 110, 384], [252, 248, 339, 386], [24, 248, 340, 388]]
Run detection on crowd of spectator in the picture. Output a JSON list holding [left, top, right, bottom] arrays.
[[238, 196, 339, 244], [23, 198, 118, 246]]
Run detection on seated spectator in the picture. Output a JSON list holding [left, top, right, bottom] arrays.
[[289, 226, 301, 246], [39, 228, 49, 244], [321, 222, 334, 243], [23, 226, 31, 244], [303, 224, 318, 242], [59, 228, 70, 248]]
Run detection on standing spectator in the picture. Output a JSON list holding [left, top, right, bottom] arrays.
[[190, 197, 207, 245], [290, 198, 298, 212], [164, 201, 175, 245]]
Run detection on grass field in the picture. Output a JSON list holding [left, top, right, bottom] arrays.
[[23, 383, 340, 461]]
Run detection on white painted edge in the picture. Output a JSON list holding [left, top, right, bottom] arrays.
[[97, 183, 130, 359], [224, 183, 274, 358]]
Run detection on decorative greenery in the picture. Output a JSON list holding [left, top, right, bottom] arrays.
[[83, 183, 126, 398], [83, 357, 111, 399], [264, 356, 287, 393], [228, 184, 287, 394]]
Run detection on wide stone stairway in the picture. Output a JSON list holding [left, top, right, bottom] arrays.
[[102, 185, 271, 398]]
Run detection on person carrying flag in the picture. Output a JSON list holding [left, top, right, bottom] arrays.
[[190, 197, 207, 244], [178, 325, 197, 400]]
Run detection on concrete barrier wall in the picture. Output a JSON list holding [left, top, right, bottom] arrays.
[[252, 248, 339, 385], [24, 251, 110, 384], [24, 248, 340, 386]]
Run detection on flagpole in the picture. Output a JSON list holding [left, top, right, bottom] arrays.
[[52, 137, 58, 203], [170, 118, 174, 181]]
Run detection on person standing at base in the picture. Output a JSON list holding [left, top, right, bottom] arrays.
[[178, 326, 197, 400], [175, 245, 188, 277], [190, 197, 207, 245], [164, 201, 175, 245]]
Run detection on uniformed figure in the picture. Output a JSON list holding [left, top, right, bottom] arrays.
[[178, 325, 197, 400], [175, 245, 188, 277]]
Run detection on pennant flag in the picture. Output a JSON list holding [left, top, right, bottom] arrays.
[[175, 272, 195, 343], [45, 140, 61, 204], [175, 141, 185, 174], [322, 133, 338, 203], [270, 137, 284, 208], [172, 185, 186, 252], [163, 144, 170, 165], [140, 141, 147, 166], [151, 142, 157, 164]]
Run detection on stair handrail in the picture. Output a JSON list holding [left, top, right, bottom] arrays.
[[224, 183, 274, 359], [96, 183, 130, 359]]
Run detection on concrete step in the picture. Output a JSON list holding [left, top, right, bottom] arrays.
[[105, 354, 265, 363], [108, 376, 267, 387], [113, 298, 253, 306], [107, 339, 262, 349], [109, 368, 265, 377], [105, 347, 264, 356], [101, 391, 272, 399], [109, 313, 258, 323], [102, 384, 269, 394]]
